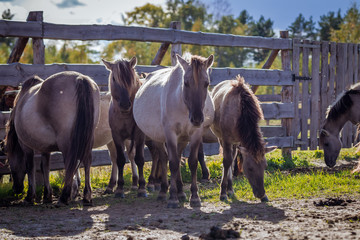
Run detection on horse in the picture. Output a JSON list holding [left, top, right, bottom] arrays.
[[319, 82, 360, 172], [133, 54, 214, 208], [5, 72, 100, 205], [103, 57, 147, 198], [210, 75, 276, 202], [93, 92, 140, 194]]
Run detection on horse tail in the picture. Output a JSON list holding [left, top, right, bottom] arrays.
[[233, 75, 265, 161], [67, 76, 96, 175], [5, 75, 43, 156]]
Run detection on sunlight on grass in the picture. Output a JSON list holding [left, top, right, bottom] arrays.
[[1, 148, 359, 203]]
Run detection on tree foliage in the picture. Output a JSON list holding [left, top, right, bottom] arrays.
[[331, 3, 360, 43]]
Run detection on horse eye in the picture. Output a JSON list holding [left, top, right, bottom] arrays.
[[324, 143, 329, 147]]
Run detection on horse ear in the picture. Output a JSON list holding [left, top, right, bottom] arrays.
[[206, 54, 214, 69], [130, 56, 137, 68], [176, 54, 189, 69], [102, 59, 112, 70], [265, 146, 277, 154]]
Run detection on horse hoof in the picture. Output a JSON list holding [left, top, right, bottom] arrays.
[[115, 192, 125, 198], [104, 188, 114, 194], [190, 199, 201, 208], [43, 197, 53, 204], [227, 190, 234, 197], [261, 195, 269, 202], [167, 200, 180, 208], [220, 195, 228, 201], [137, 191, 148, 198], [83, 199, 93, 206], [178, 192, 187, 202], [147, 185, 155, 192], [157, 193, 167, 201], [154, 184, 161, 191], [131, 185, 138, 191]]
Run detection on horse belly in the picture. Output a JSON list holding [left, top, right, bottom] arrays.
[[16, 106, 57, 152], [133, 86, 165, 143]]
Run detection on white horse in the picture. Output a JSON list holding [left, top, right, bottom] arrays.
[[133, 54, 214, 208]]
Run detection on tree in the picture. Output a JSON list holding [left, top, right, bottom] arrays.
[[318, 10, 343, 41], [248, 16, 275, 63], [288, 14, 317, 40], [331, 3, 360, 43], [124, 3, 166, 27], [0, 9, 15, 63]]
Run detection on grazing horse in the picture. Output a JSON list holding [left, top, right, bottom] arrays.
[[133, 54, 214, 208], [210, 75, 276, 202], [5, 72, 100, 205], [320, 83, 360, 172], [103, 57, 147, 198]]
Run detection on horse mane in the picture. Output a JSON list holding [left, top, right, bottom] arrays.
[[326, 83, 360, 122], [113, 59, 140, 87], [5, 75, 44, 155], [231, 75, 265, 162]]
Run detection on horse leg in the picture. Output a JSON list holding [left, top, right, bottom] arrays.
[[104, 141, 118, 194], [187, 137, 202, 207], [24, 150, 36, 204], [156, 142, 168, 201], [220, 141, 233, 201], [40, 152, 53, 203], [165, 136, 180, 208], [198, 143, 210, 181], [71, 169, 81, 200], [82, 149, 93, 206], [133, 130, 147, 197], [112, 135, 127, 198], [146, 139, 158, 192], [125, 140, 138, 191], [177, 142, 187, 202], [226, 146, 238, 197]]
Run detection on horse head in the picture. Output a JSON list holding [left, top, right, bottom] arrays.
[[103, 57, 139, 113], [238, 145, 276, 202], [176, 54, 214, 127], [319, 128, 341, 168]]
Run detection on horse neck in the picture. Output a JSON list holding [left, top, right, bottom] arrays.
[[323, 113, 349, 136]]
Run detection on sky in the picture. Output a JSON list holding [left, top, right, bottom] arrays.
[[0, 0, 358, 33]]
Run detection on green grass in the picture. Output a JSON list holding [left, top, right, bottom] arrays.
[[1, 148, 360, 203]]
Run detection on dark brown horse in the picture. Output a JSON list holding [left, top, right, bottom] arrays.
[[103, 57, 147, 198], [210, 75, 276, 202], [5, 72, 100, 205]]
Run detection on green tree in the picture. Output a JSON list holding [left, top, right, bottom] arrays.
[[124, 3, 166, 27], [248, 15, 275, 63], [288, 14, 317, 40], [331, 3, 360, 43], [0, 9, 15, 63], [318, 9, 343, 41]]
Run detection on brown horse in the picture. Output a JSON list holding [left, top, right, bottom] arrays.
[[103, 57, 147, 198], [320, 82, 360, 171], [210, 75, 276, 202], [133, 54, 214, 208], [5, 72, 100, 205]]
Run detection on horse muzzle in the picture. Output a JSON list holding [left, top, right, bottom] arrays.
[[189, 114, 204, 127]]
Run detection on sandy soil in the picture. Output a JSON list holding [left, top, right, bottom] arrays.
[[0, 162, 360, 239]]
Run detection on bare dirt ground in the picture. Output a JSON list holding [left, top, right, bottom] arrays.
[[0, 162, 360, 239]]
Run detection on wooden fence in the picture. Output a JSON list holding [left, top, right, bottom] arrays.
[[0, 11, 359, 173]]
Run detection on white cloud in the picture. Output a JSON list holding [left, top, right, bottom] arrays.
[[0, 0, 166, 25]]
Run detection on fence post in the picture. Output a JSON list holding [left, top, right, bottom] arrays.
[[31, 11, 45, 64], [170, 21, 182, 66], [280, 31, 293, 159]]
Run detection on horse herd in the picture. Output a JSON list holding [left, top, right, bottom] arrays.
[[4, 53, 358, 208]]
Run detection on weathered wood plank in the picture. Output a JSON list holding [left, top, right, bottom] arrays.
[[310, 41, 320, 150], [0, 20, 292, 50], [256, 94, 281, 102], [261, 126, 286, 137], [328, 42, 337, 106], [170, 21, 181, 66], [0, 63, 293, 87], [301, 40, 310, 150], [320, 42, 329, 128], [292, 39, 301, 146], [261, 102, 294, 119], [280, 31, 293, 155]]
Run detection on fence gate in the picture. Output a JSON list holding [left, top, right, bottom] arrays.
[[292, 39, 360, 150]]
